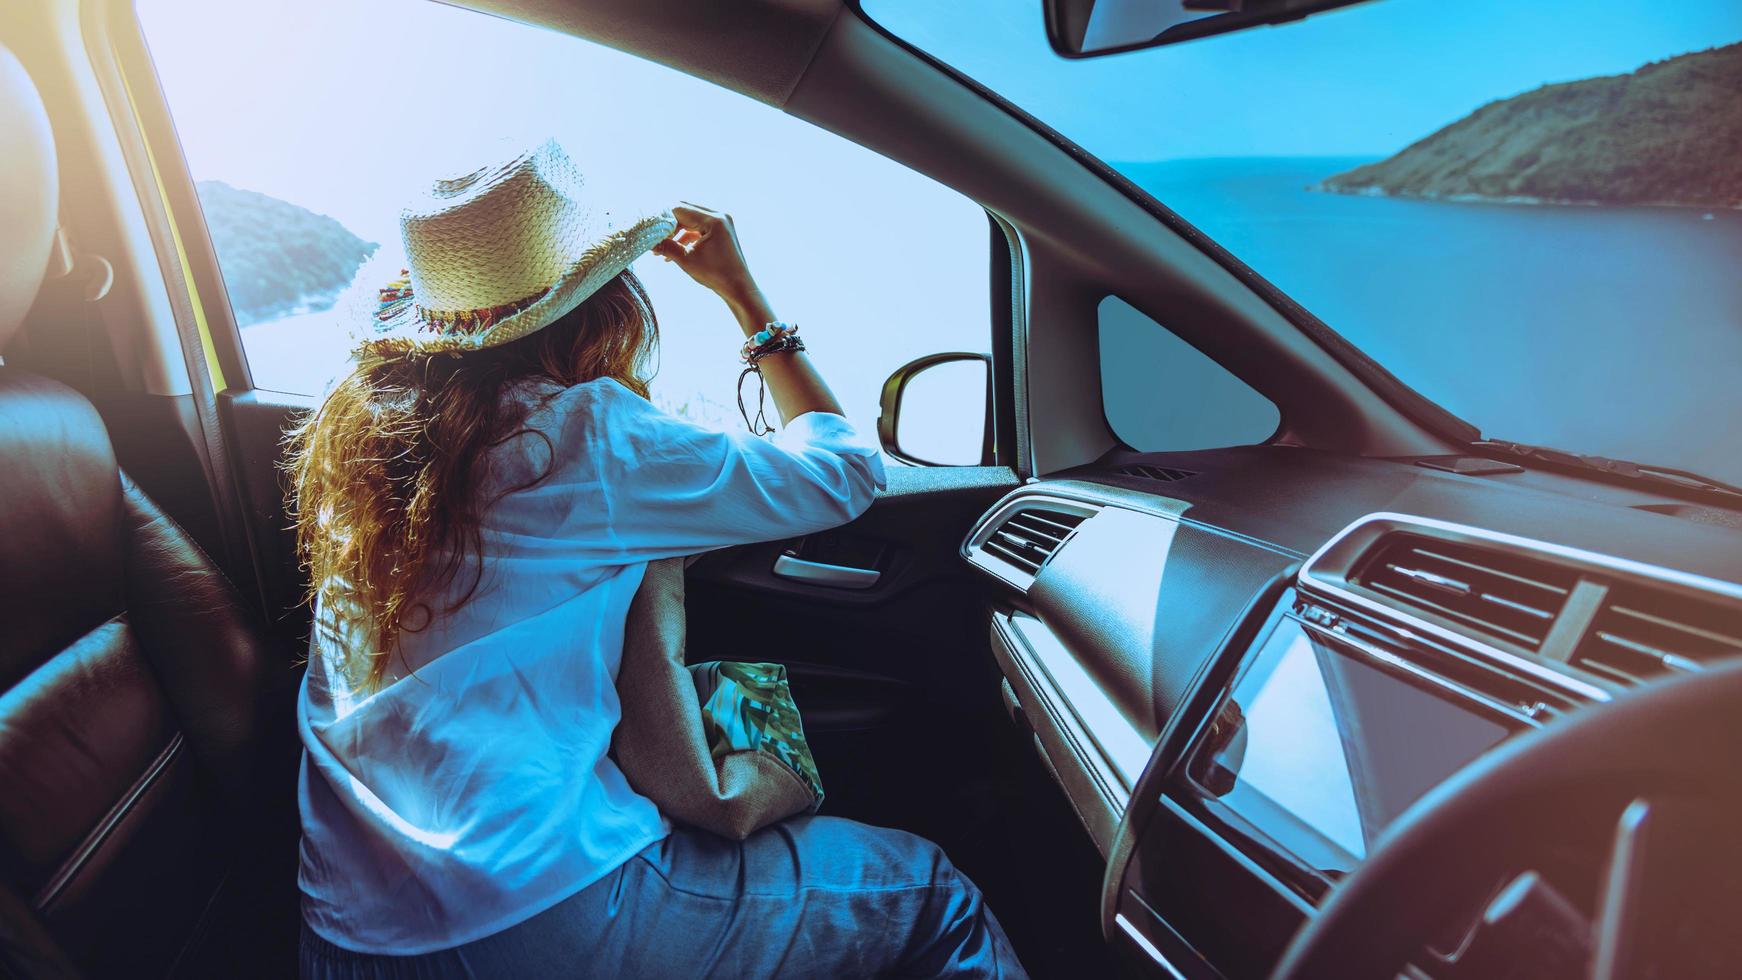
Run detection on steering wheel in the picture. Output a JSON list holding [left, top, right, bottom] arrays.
[[1271, 659, 1742, 980]]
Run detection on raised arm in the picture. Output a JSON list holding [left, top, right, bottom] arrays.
[[494, 203, 890, 563], [584, 380, 884, 561], [651, 204, 840, 426]]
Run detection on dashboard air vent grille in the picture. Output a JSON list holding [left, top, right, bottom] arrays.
[[1354, 535, 1578, 650], [1571, 585, 1742, 685], [1117, 464, 1197, 483], [981, 508, 1087, 575]]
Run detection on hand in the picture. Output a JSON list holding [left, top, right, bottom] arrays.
[[652, 204, 764, 314], [654, 205, 843, 425]]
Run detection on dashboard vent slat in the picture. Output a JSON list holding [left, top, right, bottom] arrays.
[[1354, 535, 1579, 650], [1410, 548, 1569, 598], [1572, 586, 1742, 684], [1117, 464, 1198, 483], [978, 507, 1087, 578], [982, 539, 1043, 574]]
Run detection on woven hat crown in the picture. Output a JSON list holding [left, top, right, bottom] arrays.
[[402, 141, 595, 315], [346, 139, 675, 363]]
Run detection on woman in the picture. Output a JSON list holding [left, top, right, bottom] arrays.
[[288, 141, 1025, 978]]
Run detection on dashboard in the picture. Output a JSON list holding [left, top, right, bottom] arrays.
[[959, 445, 1742, 979]]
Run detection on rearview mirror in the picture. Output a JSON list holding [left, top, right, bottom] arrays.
[[1044, 0, 1375, 58], [877, 353, 993, 467]]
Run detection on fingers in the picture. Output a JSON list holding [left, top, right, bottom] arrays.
[[674, 202, 725, 221], [672, 203, 733, 235], [667, 208, 712, 250], [671, 205, 714, 234], [665, 204, 735, 267], [655, 225, 705, 265], [662, 206, 747, 296]]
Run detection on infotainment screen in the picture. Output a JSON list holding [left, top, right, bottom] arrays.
[[1189, 614, 1514, 876]]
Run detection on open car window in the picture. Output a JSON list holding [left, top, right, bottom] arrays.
[[136, 0, 991, 440], [862, 0, 1742, 486]]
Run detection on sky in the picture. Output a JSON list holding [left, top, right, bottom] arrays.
[[137, 0, 1742, 270], [134, 0, 1741, 440], [866, 0, 1742, 161]]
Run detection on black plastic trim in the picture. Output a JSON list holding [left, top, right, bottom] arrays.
[[988, 213, 1021, 473]]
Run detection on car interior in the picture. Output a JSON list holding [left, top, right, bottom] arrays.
[[2, 0, 1740, 977]]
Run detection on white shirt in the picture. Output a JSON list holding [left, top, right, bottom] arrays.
[[297, 377, 886, 954]]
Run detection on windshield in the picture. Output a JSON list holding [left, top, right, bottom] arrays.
[[862, 0, 1742, 485]]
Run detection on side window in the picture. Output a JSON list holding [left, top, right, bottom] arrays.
[[134, 0, 990, 440], [1098, 296, 1279, 452]]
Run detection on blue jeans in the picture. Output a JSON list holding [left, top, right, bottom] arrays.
[[298, 816, 1027, 978]]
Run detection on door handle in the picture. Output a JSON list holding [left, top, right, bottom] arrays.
[[772, 554, 881, 590]]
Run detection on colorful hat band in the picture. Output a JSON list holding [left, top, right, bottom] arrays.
[[374, 272, 414, 320], [374, 269, 553, 336]]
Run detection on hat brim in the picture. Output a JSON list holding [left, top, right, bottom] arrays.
[[351, 211, 677, 364]]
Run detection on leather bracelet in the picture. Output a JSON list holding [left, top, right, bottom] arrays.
[[745, 335, 805, 366], [737, 330, 806, 437]]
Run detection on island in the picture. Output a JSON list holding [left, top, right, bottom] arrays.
[[196, 180, 377, 326], [1319, 41, 1741, 210]]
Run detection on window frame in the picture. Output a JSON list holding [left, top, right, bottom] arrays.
[[107, 0, 254, 392]]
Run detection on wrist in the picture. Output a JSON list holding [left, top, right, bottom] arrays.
[[723, 287, 775, 334]]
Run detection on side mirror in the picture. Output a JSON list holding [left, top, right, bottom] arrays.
[[877, 352, 993, 467]]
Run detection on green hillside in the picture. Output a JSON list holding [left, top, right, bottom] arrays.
[[196, 180, 377, 325], [1321, 42, 1742, 209]]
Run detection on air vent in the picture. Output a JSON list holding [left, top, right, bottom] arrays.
[[980, 508, 1087, 576], [1354, 535, 1579, 650], [1571, 585, 1742, 685], [1117, 464, 1197, 483]]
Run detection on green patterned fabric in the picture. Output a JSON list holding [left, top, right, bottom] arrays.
[[688, 662, 824, 811]]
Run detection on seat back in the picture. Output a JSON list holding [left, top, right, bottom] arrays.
[[0, 43, 291, 978]]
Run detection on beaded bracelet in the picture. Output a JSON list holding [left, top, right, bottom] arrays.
[[737, 323, 805, 436], [740, 321, 800, 363]]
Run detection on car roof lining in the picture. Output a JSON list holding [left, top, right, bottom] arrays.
[[461, 0, 846, 109]]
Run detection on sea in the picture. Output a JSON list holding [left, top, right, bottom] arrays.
[[1122, 157, 1742, 487]]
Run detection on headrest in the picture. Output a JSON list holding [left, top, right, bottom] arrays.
[[0, 45, 58, 354]]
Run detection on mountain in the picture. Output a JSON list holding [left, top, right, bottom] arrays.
[[1320, 42, 1742, 209], [196, 180, 377, 326]]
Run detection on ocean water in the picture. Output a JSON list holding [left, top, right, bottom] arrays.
[[1123, 157, 1742, 487]]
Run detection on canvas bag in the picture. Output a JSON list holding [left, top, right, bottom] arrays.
[[611, 557, 825, 840]]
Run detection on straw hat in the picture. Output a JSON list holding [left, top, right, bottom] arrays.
[[350, 139, 675, 363]]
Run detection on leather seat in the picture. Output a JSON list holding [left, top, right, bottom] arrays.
[[0, 45, 294, 978]]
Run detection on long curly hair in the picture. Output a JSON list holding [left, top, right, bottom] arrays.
[[284, 270, 658, 690]]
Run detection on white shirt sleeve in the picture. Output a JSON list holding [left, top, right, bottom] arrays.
[[500, 378, 887, 562]]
